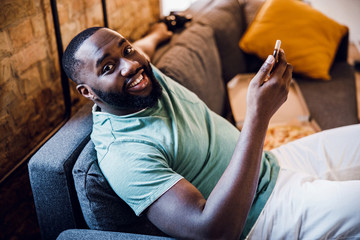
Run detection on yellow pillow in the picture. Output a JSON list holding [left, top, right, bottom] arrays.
[[239, 0, 348, 80]]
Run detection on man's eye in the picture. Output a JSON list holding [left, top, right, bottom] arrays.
[[124, 46, 134, 55], [103, 64, 114, 73]]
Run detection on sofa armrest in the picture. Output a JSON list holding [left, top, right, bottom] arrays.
[[28, 102, 93, 240], [57, 229, 175, 240]]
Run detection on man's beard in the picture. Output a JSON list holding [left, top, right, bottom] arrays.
[[91, 64, 162, 110]]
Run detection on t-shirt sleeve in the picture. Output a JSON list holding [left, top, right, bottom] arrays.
[[98, 140, 183, 216]]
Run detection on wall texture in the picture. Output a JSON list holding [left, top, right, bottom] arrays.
[[1, 0, 64, 180], [0, 0, 160, 238]]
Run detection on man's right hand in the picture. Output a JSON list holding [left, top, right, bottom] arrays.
[[246, 49, 293, 124]]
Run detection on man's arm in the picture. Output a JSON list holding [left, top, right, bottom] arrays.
[[132, 23, 173, 60], [146, 50, 292, 240]]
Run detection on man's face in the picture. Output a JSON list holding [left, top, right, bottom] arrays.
[[75, 28, 162, 113]]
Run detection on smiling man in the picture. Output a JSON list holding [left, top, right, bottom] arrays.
[[66, 27, 164, 116], [62, 26, 360, 239]]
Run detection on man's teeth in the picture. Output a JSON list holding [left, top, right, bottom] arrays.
[[129, 74, 144, 88]]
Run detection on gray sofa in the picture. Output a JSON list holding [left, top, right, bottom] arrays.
[[28, 0, 358, 239]]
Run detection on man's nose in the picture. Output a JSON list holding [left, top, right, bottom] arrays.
[[120, 58, 140, 77]]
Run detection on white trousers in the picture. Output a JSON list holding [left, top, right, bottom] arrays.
[[247, 124, 360, 240]]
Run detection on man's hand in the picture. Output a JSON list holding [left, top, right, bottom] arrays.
[[246, 49, 293, 124]]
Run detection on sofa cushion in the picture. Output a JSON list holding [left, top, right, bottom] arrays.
[[186, 0, 248, 82], [297, 62, 358, 130], [73, 140, 165, 236], [153, 23, 226, 116], [239, 0, 348, 80]]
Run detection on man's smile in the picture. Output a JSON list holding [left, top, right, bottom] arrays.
[[126, 69, 151, 93], [128, 74, 144, 88]]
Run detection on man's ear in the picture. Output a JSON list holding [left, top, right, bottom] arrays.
[[76, 84, 96, 100]]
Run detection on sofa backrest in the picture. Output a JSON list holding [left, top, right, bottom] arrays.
[[185, 0, 248, 82], [152, 23, 225, 115]]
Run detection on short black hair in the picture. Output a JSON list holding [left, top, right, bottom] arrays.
[[62, 27, 104, 84]]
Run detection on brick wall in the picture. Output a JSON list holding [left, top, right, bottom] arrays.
[[1, 0, 64, 179], [107, 0, 160, 42], [0, 0, 160, 181]]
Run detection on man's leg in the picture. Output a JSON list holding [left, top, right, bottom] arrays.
[[246, 124, 360, 239], [272, 124, 360, 180], [247, 170, 360, 239]]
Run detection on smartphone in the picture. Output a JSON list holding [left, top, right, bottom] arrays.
[[272, 40, 281, 66], [266, 40, 281, 80]]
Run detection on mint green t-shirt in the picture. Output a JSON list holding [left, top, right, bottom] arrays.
[[91, 65, 279, 238]]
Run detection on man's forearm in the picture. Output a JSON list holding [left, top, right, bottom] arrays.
[[200, 115, 269, 239], [185, 54, 291, 239]]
